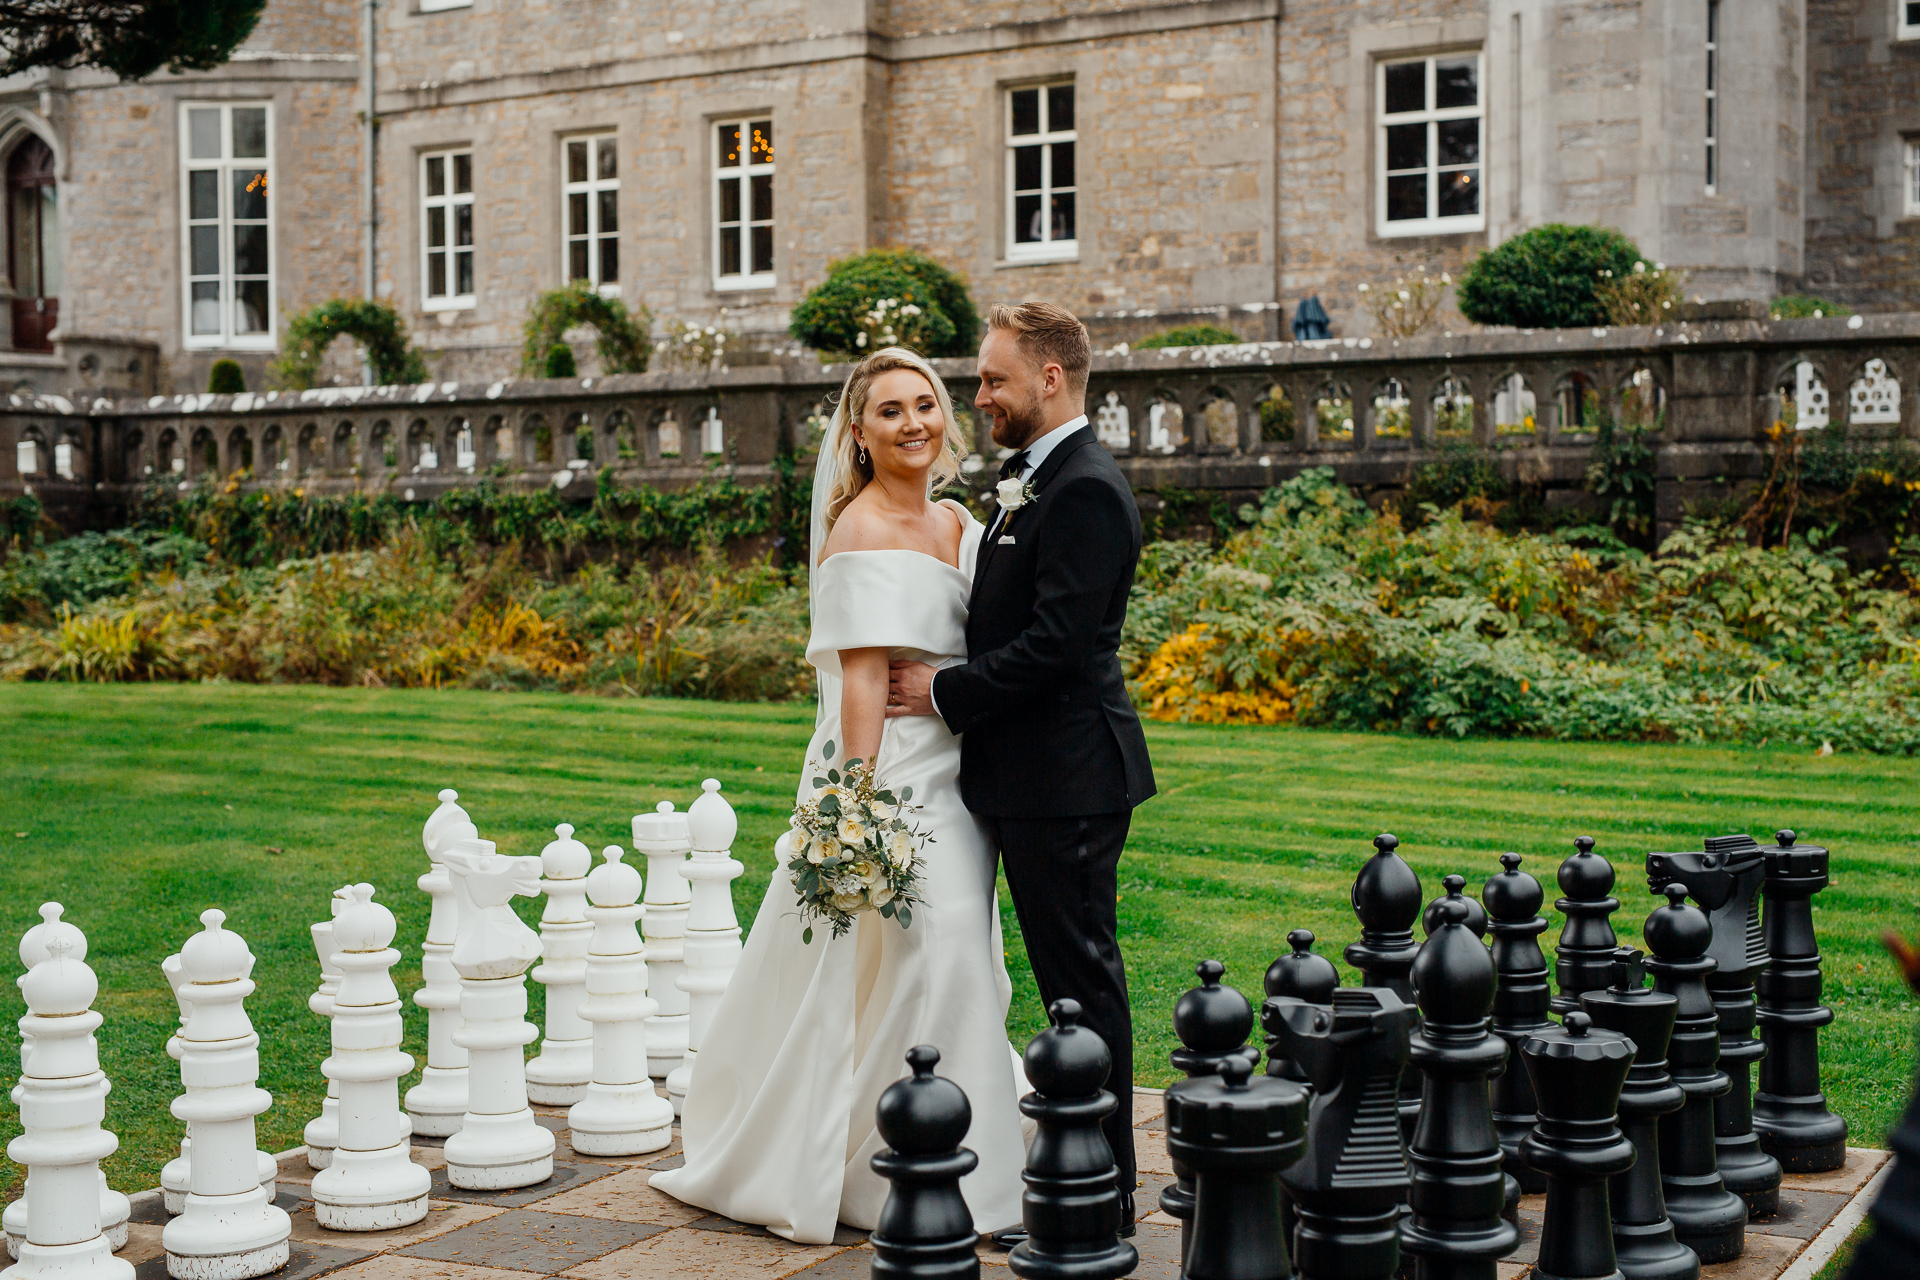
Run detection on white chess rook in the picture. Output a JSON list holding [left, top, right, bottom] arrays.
[[664, 780, 743, 1116], [632, 802, 692, 1080], [161, 910, 291, 1280], [2, 932, 133, 1280], [567, 847, 673, 1155], [406, 789, 471, 1137], [303, 887, 353, 1169], [526, 824, 594, 1105], [311, 885, 431, 1230], [158, 955, 277, 1218], [4, 904, 130, 1260], [441, 834, 556, 1190]]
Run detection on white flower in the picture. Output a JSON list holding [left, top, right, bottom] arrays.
[[855, 332, 868, 348], [837, 815, 868, 845], [867, 798, 896, 821], [1633, 261, 1647, 274], [885, 828, 914, 866], [869, 882, 895, 908], [996, 477, 1030, 511], [1441, 272, 1452, 284], [1358, 282, 1370, 293], [1398, 290, 1410, 301], [806, 835, 833, 865], [831, 889, 867, 913]]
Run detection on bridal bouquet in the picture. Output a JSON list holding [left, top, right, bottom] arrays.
[[785, 741, 929, 944]]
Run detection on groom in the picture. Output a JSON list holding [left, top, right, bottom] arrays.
[[887, 301, 1156, 1234]]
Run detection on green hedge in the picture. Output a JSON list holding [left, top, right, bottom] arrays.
[[1457, 224, 1643, 329], [788, 248, 978, 358]]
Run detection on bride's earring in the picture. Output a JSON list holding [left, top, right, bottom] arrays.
[[856, 440, 868, 466]]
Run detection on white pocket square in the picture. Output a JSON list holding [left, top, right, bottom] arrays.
[[998, 536, 1016, 545]]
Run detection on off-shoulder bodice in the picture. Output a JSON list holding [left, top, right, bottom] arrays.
[[806, 501, 982, 678]]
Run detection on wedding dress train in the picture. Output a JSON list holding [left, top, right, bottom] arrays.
[[651, 502, 1027, 1243]]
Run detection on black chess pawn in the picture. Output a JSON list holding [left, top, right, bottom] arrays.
[[1164, 960, 1255, 1267], [1552, 836, 1620, 1016], [1519, 1011, 1638, 1280], [1165, 1052, 1310, 1280], [1268, 987, 1418, 1280], [1265, 930, 1340, 1082], [1008, 999, 1137, 1280], [1422, 874, 1488, 938], [1752, 831, 1848, 1173], [1347, 832, 1423, 1138], [1647, 835, 1781, 1218], [1401, 896, 1518, 1280], [1582, 948, 1699, 1280], [870, 1045, 982, 1280], [1642, 883, 1746, 1265], [1486, 852, 1553, 1197]]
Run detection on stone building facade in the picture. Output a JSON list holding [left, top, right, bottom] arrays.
[[0, 0, 1915, 393]]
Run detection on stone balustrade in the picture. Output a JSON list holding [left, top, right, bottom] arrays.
[[5, 314, 1917, 538]]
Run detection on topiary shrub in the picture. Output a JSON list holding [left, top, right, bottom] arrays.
[[1134, 324, 1244, 350], [270, 298, 430, 390], [543, 342, 578, 379], [207, 359, 246, 395], [1770, 295, 1855, 319], [788, 248, 978, 359], [1456, 224, 1643, 329], [521, 281, 652, 377]]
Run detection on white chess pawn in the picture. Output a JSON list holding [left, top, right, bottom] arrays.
[[567, 847, 673, 1155], [158, 956, 277, 1218], [664, 780, 744, 1116], [441, 835, 556, 1190], [302, 887, 353, 1169], [2, 936, 133, 1280], [162, 910, 290, 1280], [631, 802, 691, 1080], [4, 904, 129, 1260], [525, 824, 594, 1105], [407, 789, 472, 1136], [311, 885, 431, 1230]]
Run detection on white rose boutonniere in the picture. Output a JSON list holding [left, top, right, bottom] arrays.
[[996, 477, 1037, 512]]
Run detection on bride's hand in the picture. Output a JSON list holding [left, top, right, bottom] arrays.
[[886, 660, 937, 718]]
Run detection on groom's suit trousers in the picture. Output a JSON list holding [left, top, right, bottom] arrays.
[[987, 810, 1136, 1190]]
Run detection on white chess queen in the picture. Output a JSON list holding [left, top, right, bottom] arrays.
[[651, 347, 1027, 1242]]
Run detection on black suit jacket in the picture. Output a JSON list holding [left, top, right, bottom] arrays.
[[932, 425, 1156, 817]]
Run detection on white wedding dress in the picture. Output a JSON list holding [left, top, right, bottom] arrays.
[[650, 499, 1028, 1243]]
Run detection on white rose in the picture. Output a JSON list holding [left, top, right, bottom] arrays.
[[806, 835, 832, 865], [867, 798, 896, 822], [837, 816, 868, 845], [869, 882, 896, 909], [831, 889, 868, 914], [996, 477, 1027, 510], [886, 828, 915, 866]]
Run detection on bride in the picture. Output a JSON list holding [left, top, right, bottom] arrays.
[[650, 346, 1028, 1242]]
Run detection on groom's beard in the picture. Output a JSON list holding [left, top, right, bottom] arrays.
[[989, 389, 1047, 450]]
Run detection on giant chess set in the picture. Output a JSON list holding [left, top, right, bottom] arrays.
[[2, 794, 1914, 1280]]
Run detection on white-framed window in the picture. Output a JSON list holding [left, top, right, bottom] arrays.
[[1705, 0, 1719, 194], [1900, 0, 1920, 40], [1906, 139, 1920, 216], [1377, 54, 1484, 237], [1006, 82, 1077, 262], [713, 119, 774, 291], [563, 135, 618, 291], [421, 150, 475, 310], [180, 102, 275, 349]]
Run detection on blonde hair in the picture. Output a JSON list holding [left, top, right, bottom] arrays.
[[986, 301, 1091, 397], [819, 347, 970, 549]]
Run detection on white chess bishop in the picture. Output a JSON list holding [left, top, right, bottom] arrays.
[[310, 885, 431, 1230], [3, 932, 133, 1280], [405, 789, 471, 1136], [525, 823, 594, 1105], [566, 846, 673, 1156], [4, 904, 129, 1260], [441, 833, 556, 1190], [161, 910, 291, 1280], [303, 887, 353, 1169]]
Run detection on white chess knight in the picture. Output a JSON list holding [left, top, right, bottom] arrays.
[[161, 910, 291, 1280], [525, 824, 594, 1105], [4, 904, 130, 1260], [567, 847, 673, 1155], [2, 932, 132, 1280], [664, 780, 743, 1116], [158, 958, 276, 1218], [310, 885, 431, 1230], [405, 789, 471, 1136], [440, 833, 556, 1190], [631, 802, 691, 1080], [303, 887, 354, 1169]]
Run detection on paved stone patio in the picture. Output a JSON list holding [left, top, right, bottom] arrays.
[[111, 1090, 1888, 1280]]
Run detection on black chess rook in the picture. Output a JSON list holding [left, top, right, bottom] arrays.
[[1752, 830, 1848, 1173], [1165, 1053, 1309, 1280], [1165, 960, 1257, 1268], [1519, 1011, 1638, 1280]]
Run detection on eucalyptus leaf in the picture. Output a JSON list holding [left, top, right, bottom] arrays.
[[803, 926, 814, 945], [812, 776, 827, 789], [823, 740, 835, 760], [901, 786, 913, 801]]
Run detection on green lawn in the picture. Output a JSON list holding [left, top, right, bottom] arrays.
[[2, 683, 1916, 1200]]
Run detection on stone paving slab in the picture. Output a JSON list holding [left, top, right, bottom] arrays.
[[115, 1096, 1883, 1280]]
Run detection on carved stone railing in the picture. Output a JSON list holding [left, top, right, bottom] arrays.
[[6, 315, 1917, 536]]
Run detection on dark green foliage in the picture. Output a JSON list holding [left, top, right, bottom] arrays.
[[1144, 487, 1235, 545], [1400, 442, 1512, 524], [787, 248, 978, 358], [1456, 223, 1644, 329], [1134, 324, 1244, 350], [543, 342, 578, 379], [271, 298, 430, 390], [1584, 400, 1659, 542], [1258, 393, 1294, 442], [522, 281, 652, 377], [206, 359, 246, 395], [0, 0, 265, 80], [1, 495, 44, 553], [0, 529, 205, 622], [1771, 295, 1855, 319]]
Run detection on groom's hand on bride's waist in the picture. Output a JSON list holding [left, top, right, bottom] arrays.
[[886, 660, 938, 718]]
